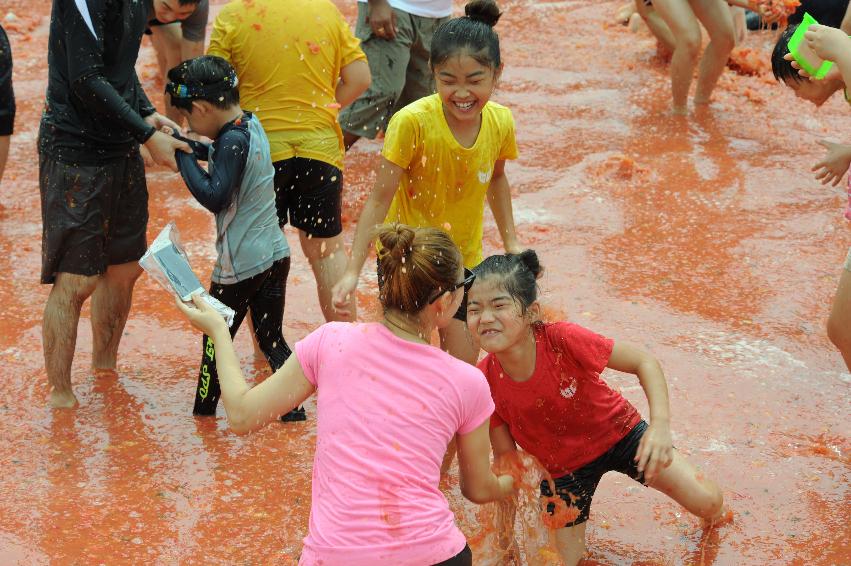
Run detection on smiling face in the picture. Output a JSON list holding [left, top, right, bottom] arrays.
[[466, 276, 536, 354], [152, 0, 198, 23], [433, 53, 500, 126]]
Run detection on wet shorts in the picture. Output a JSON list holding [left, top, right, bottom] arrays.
[[540, 420, 649, 527], [376, 257, 468, 322], [273, 157, 342, 238], [0, 24, 14, 136], [39, 152, 148, 284], [338, 3, 448, 139]]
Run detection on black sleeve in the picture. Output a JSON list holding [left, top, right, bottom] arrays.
[[175, 128, 249, 214], [0, 24, 15, 136], [65, 0, 155, 142], [172, 131, 210, 161]]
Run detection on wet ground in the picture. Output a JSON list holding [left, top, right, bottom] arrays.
[[0, 0, 848, 564]]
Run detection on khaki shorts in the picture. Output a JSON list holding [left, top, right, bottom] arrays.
[[338, 4, 448, 139]]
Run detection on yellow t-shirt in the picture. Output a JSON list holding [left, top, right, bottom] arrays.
[[207, 0, 366, 169], [382, 94, 519, 268]]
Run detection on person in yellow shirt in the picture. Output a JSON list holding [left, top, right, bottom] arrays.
[[207, 0, 371, 324], [332, 0, 523, 366]]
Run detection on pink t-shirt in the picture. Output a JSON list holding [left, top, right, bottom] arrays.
[[294, 322, 495, 565]]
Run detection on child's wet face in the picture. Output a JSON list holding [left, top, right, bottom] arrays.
[[433, 53, 498, 125], [181, 105, 217, 138], [786, 78, 837, 106], [466, 277, 529, 354]]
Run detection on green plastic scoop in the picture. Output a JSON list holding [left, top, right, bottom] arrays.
[[788, 12, 835, 80]]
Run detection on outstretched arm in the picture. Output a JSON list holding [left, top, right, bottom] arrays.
[[457, 420, 514, 504], [331, 158, 403, 313], [607, 343, 673, 484], [486, 160, 524, 255], [176, 295, 315, 434]]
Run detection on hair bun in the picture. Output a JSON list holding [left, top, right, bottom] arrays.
[[377, 224, 416, 267], [465, 0, 502, 27], [517, 249, 543, 280]]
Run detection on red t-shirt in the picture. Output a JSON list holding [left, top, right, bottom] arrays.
[[479, 322, 642, 477]]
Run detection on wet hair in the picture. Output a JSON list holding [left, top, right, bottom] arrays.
[[431, 0, 503, 70], [178, 0, 202, 4], [771, 25, 802, 84], [472, 250, 543, 312], [166, 55, 240, 113], [377, 224, 462, 315]]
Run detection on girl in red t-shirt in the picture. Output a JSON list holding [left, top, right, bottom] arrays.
[[466, 250, 726, 565]]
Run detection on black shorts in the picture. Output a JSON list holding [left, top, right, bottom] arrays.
[[0, 24, 14, 136], [432, 544, 471, 566], [273, 157, 342, 238], [540, 420, 649, 527], [376, 257, 467, 322], [39, 152, 148, 284]]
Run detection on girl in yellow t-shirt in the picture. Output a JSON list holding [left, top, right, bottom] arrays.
[[332, 0, 524, 366]]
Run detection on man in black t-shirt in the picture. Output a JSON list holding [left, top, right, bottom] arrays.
[[39, 0, 194, 408]]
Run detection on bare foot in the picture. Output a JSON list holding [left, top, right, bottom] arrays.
[[49, 389, 78, 409], [670, 105, 689, 117]]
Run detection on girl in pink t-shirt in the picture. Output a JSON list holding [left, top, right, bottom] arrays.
[[465, 250, 727, 566], [176, 224, 514, 566]]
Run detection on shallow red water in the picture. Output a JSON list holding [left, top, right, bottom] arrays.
[[0, 0, 848, 564]]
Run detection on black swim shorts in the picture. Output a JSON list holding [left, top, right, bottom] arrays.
[[273, 157, 343, 238], [39, 152, 148, 284], [540, 420, 649, 527]]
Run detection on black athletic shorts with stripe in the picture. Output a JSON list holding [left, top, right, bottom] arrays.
[[540, 420, 649, 527]]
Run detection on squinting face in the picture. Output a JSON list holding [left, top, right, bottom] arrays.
[[433, 53, 499, 125], [785, 78, 837, 106], [153, 0, 197, 23], [466, 277, 530, 354], [179, 105, 217, 138]]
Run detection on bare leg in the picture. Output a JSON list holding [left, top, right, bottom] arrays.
[[43, 273, 100, 408], [0, 135, 9, 186], [440, 435, 457, 476], [647, 450, 724, 521], [149, 24, 184, 124], [554, 522, 588, 566], [90, 261, 142, 370], [635, 0, 676, 54], [690, 0, 736, 105], [299, 231, 355, 322], [652, 0, 702, 114], [827, 264, 851, 371]]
